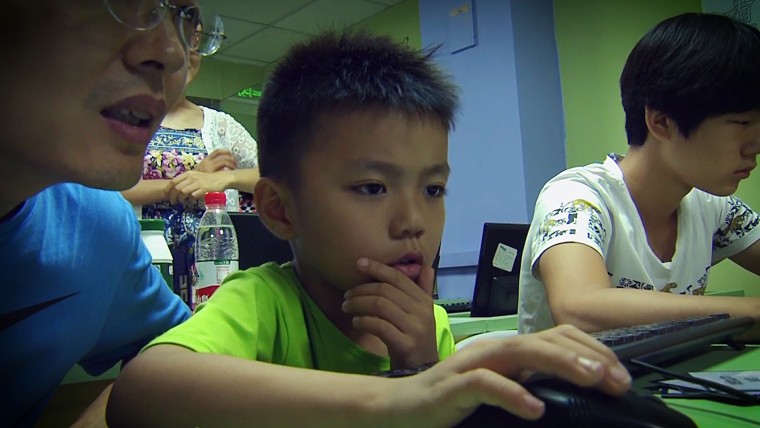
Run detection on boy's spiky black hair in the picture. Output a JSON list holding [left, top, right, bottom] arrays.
[[256, 29, 459, 184]]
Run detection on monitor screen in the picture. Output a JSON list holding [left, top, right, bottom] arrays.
[[470, 222, 530, 317], [431, 247, 441, 299], [228, 213, 294, 269]]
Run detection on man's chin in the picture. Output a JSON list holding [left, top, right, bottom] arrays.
[[81, 167, 144, 191]]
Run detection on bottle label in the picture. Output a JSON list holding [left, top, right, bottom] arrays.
[[193, 260, 239, 308]]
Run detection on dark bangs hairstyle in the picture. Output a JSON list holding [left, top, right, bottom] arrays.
[[620, 13, 760, 146]]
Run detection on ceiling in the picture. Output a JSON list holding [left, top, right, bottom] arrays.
[[205, 0, 407, 67]]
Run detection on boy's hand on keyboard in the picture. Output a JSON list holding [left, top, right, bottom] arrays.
[[385, 325, 631, 426], [342, 257, 439, 370]]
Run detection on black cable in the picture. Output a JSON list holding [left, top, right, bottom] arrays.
[[628, 358, 760, 406]]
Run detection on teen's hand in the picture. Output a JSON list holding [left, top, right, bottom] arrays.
[[197, 149, 237, 173], [383, 325, 631, 427], [164, 170, 233, 205], [343, 257, 439, 369]]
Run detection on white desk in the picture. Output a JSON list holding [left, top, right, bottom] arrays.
[[445, 289, 743, 340], [448, 313, 518, 340]]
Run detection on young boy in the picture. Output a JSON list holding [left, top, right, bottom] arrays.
[[518, 13, 760, 337], [107, 30, 631, 427]]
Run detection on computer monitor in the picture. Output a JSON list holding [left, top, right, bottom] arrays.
[[431, 247, 441, 299], [228, 213, 294, 269], [470, 222, 530, 317]]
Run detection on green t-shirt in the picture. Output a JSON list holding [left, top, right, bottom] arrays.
[[149, 262, 455, 374]]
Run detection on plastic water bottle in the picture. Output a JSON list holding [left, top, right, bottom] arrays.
[[193, 191, 239, 308]]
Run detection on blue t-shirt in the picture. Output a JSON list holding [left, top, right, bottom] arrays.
[[0, 184, 190, 427]]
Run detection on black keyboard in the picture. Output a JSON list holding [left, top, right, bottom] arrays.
[[592, 313, 754, 366], [435, 298, 472, 314]]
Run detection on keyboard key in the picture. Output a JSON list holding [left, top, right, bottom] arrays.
[[591, 314, 754, 369]]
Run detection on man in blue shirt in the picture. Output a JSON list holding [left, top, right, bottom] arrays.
[[0, 0, 230, 425]]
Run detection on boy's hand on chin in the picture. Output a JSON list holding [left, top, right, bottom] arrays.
[[342, 257, 439, 369]]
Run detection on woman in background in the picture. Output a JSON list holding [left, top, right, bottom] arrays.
[[122, 50, 259, 306]]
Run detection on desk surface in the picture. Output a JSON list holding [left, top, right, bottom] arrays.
[[448, 313, 517, 339], [450, 315, 759, 427], [634, 345, 760, 428]]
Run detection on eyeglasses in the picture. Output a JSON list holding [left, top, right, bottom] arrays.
[[104, 0, 227, 56]]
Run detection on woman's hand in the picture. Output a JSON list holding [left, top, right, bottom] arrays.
[[197, 149, 237, 173], [164, 170, 234, 205]]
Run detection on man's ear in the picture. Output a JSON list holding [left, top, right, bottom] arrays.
[[644, 106, 678, 142], [253, 178, 296, 240]]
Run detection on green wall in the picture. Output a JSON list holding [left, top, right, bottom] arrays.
[[352, 0, 422, 49], [554, 0, 760, 296], [554, 0, 701, 167], [185, 0, 422, 139], [185, 59, 265, 138], [186, 59, 265, 102]]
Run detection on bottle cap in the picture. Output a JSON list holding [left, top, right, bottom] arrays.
[[204, 191, 227, 206], [139, 219, 165, 231]]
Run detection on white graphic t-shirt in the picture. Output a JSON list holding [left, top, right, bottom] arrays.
[[518, 155, 760, 333]]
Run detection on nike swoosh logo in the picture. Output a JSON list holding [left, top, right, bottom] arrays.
[[0, 292, 80, 332]]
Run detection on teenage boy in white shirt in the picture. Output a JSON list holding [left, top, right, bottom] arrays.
[[519, 13, 760, 338]]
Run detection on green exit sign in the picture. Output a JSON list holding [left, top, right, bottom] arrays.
[[238, 87, 262, 98]]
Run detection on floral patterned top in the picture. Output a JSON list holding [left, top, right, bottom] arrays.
[[141, 106, 258, 249]]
